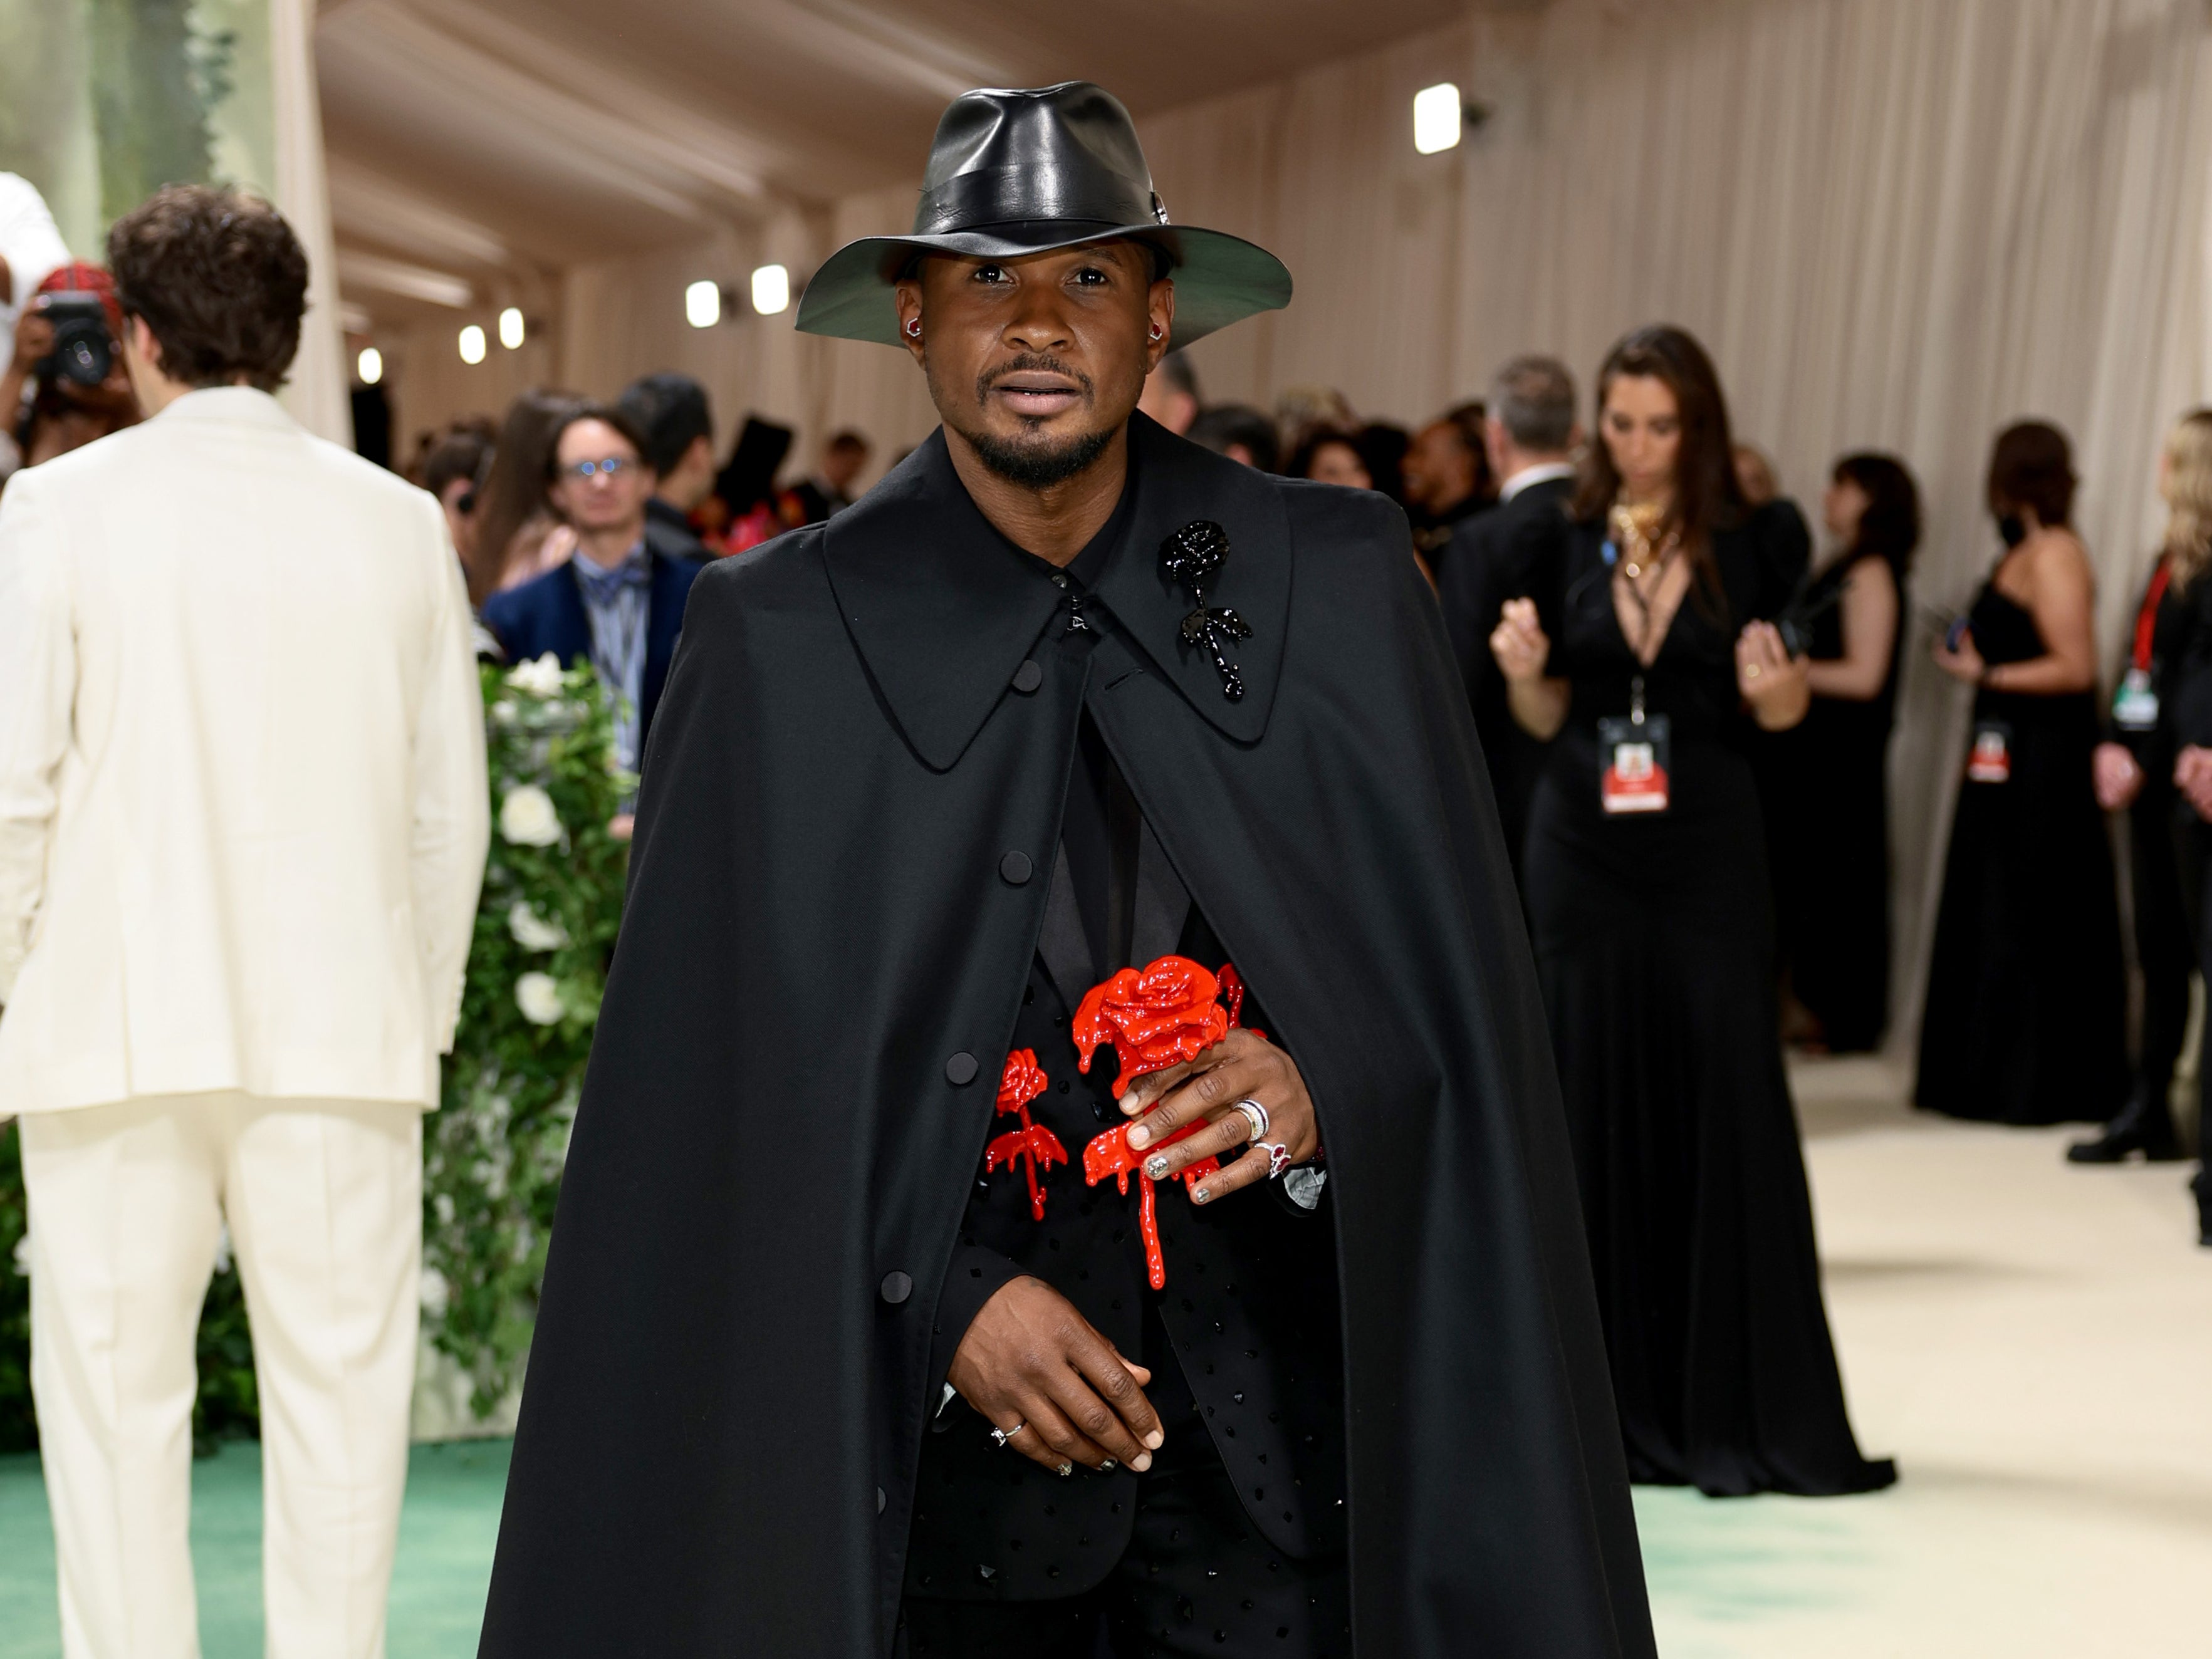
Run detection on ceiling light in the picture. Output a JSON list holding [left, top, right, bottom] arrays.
[[498, 306, 525, 350], [686, 280, 721, 329], [459, 324, 486, 365], [357, 346, 383, 386], [1413, 83, 1463, 155], [751, 264, 790, 317]]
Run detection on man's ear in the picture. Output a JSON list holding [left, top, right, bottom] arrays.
[[1145, 275, 1176, 375], [684, 433, 714, 476], [894, 278, 926, 367]]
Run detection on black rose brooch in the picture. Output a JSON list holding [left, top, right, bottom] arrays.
[[1159, 520, 1250, 702]]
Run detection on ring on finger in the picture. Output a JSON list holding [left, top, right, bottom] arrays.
[[1257, 1140, 1292, 1178], [1231, 1097, 1270, 1142], [991, 1422, 1028, 1448]]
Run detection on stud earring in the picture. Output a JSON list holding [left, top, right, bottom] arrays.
[[1149, 325, 1164, 341], [905, 318, 922, 339]]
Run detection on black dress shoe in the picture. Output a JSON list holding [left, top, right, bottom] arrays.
[[2067, 1089, 2184, 1164], [2193, 1172, 2211, 1247]]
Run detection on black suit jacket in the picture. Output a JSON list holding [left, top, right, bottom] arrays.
[[1437, 474, 1575, 869]]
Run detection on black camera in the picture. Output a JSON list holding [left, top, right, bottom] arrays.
[[34, 293, 115, 387]]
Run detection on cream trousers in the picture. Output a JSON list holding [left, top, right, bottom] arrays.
[[18, 1093, 422, 1659]]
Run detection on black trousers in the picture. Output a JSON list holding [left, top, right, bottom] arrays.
[[895, 1457, 1348, 1659], [898, 1298, 1349, 1659], [2131, 790, 2196, 1102]]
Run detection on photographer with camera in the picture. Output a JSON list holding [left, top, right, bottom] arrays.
[[0, 172, 73, 484], [0, 263, 140, 490]]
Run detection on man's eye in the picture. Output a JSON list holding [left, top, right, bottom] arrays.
[[1072, 267, 1108, 285], [973, 265, 1008, 284]]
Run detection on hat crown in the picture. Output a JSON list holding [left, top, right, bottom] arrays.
[[914, 82, 1167, 239]]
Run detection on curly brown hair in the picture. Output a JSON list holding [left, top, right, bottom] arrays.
[[106, 185, 308, 393]]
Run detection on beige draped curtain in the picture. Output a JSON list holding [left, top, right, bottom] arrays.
[[433, 0, 2212, 1054]]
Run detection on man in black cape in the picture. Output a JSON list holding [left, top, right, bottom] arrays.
[[479, 82, 1654, 1659]]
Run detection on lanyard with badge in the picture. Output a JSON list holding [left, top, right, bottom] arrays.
[[1597, 513, 1676, 815], [2112, 559, 2170, 734]]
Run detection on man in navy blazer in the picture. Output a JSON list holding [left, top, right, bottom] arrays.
[[482, 402, 706, 777]]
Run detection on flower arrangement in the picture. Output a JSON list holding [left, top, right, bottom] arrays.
[[425, 655, 630, 1419]]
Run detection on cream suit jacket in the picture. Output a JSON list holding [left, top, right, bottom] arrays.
[[0, 388, 490, 1114]]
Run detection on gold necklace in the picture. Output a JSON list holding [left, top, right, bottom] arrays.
[[1609, 501, 1678, 580]]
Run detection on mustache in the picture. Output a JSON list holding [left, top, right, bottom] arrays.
[[976, 352, 1095, 407]]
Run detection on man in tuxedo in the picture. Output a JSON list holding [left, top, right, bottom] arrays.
[[0, 184, 488, 1656], [619, 371, 717, 563], [1438, 355, 1582, 878], [481, 403, 706, 781]]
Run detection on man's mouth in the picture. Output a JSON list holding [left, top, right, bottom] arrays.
[[988, 375, 1085, 419]]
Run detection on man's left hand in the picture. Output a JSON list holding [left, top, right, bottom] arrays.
[[1119, 1027, 1320, 1205]]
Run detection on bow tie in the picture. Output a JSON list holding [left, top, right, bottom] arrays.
[[573, 548, 651, 606]]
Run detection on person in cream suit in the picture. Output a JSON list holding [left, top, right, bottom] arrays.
[[0, 186, 489, 1657]]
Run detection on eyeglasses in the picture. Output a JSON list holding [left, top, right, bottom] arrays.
[[559, 457, 637, 481]]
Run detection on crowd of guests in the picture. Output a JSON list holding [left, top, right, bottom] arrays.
[[4, 178, 2209, 1609], [1144, 333, 2212, 1265]]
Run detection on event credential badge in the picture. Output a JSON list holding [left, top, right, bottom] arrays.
[[1966, 720, 2013, 784], [1599, 675, 1671, 814]]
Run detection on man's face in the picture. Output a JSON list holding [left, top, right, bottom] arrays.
[[551, 419, 654, 536], [897, 242, 1172, 490], [1404, 422, 1476, 512]]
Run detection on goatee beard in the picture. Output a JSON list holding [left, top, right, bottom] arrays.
[[959, 422, 1117, 490]]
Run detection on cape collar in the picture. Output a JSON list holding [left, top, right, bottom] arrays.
[[821, 413, 1289, 771]]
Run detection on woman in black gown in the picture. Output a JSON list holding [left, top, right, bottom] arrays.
[[2071, 410, 2212, 1166], [1491, 325, 1894, 1497], [1770, 455, 1919, 1052], [1917, 424, 2128, 1125]]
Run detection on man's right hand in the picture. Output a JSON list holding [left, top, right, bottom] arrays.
[[2176, 744, 2212, 821], [947, 1276, 1164, 1476]]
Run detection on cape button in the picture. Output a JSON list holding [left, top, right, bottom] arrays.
[[999, 851, 1033, 886], [945, 1051, 979, 1086], [877, 1487, 887, 1515], [1011, 660, 1044, 695], [880, 1271, 913, 1304]]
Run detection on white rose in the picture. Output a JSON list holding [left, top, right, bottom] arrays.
[[506, 652, 566, 697], [11, 1229, 29, 1277], [506, 901, 570, 952], [433, 1192, 456, 1228], [489, 699, 519, 727], [515, 971, 565, 1025], [420, 1268, 450, 1319], [499, 784, 563, 847]]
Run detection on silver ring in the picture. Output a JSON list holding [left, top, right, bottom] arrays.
[[991, 1422, 1027, 1448], [1258, 1140, 1291, 1179], [1231, 1098, 1270, 1142]]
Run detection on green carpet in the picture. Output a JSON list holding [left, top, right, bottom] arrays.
[[0, 1440, 509, 1658], [0, 1442, 1859, 1657]]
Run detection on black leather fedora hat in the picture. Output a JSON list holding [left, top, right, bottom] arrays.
[[795, 82, 1291, 350]]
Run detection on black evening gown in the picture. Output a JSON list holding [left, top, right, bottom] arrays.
[[1915, 568, 2129, 1125], [1769, 553, 1901, 1051], [1524, 502, 1896, 1497]]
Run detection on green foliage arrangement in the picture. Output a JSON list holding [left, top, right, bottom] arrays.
[[0, 652, 629, 1449], [424, 655, 629, 1419], [0, 1126, 29, 1453]]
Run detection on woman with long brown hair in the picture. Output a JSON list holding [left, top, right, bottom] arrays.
[[467, 388, 583, 604], [1918, 422, 2128, 1127], [2069, 410, 2212, 1164], [1490, 324, 1894, 1496], [1768, 453, 1921, 1053]]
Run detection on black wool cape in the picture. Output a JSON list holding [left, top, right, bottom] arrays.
[[477, 417, 1656, 1659]]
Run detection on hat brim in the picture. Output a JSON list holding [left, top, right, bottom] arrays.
[[793, 223, 1291, 351]]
